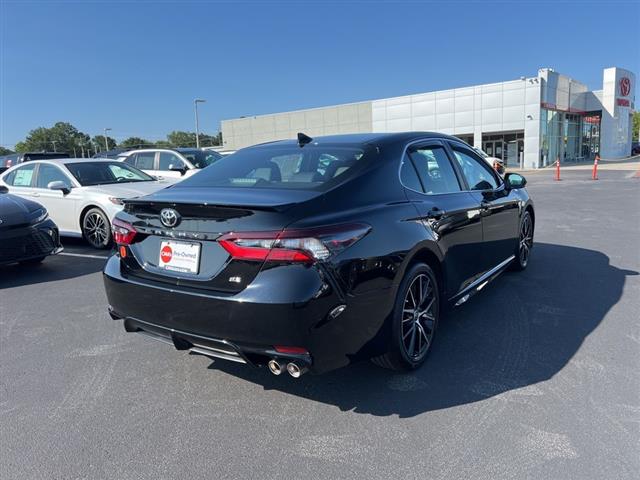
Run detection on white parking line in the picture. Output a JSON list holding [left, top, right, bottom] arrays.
[[59, 252, 110, 260]]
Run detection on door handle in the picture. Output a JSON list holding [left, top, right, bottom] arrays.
[[31, 192, 40, 197], [427, 207, 446, 220]]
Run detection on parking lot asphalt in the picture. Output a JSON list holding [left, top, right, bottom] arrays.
[[1, 168, 639, 480]]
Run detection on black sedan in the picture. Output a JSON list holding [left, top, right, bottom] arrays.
[[0, 185, 62, 266], [104, 132, 534, 377]]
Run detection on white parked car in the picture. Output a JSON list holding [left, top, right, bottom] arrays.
[[0, 159, 175, 248], [202, 146, 236, 157], [116, 148, 222, 180], [473, 147, 505, 174]]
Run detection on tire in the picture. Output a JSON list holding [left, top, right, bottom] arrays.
[[82, 207, 111, 249], [19, 256, 45, 266], [511, 210, 533, 271], [372, 263, 440, 371]]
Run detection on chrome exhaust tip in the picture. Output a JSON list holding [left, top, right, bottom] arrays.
[[286, 362, 305, 378], [267, 359, 282, 375]]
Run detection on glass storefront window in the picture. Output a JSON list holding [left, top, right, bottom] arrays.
[[539, 109, 596, 167]]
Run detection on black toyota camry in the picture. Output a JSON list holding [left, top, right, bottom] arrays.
[[0, 185, 62, 266], [104, 132, 534, 377]]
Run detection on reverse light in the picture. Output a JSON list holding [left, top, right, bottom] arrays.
[[218, 223, 371, 264], [112, 218, 137, 245]]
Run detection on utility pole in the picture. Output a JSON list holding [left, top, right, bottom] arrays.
[[51, 141, 57, 152], [194, 99, 206, 148], [104, 127, 112, 151]]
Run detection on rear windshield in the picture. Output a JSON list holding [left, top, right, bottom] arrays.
[[178, 145, 367, 190]]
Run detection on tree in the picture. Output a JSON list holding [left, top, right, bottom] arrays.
[[119, 137, 152, 149], [0, 146, 13, 156], [633, 111, 639, 142], [166, 130, 221, 148], [92, 135, 117, 152], [166, 131, 197, 147], [15, 122, 90, 155]]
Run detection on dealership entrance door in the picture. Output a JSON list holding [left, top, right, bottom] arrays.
[[482, 131, 524, 168]]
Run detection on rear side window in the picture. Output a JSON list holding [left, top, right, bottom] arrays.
[[5, 164, 36, 187], [451, 147, 499, 191], [399, 157, 423, 192], [178, 145, 368, 191], [134, 152, 155, 170], [407, 146, 461, 194]]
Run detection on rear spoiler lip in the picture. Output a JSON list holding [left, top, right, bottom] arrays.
[[121, 198, 293, 213]]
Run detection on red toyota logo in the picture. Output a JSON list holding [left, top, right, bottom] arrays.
[[620, 77, 631, 97], [160, 245, 173, 263]]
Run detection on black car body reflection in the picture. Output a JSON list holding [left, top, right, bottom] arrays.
[[0, 185, 62, 266], [104, 132, 534, 376]]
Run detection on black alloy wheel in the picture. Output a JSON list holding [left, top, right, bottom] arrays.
[[82, 208, 111, 249], [373, 263, 440, 371], [512, 210, 533, 271]]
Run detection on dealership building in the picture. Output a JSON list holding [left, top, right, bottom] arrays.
[[221, 67, 636, 169]]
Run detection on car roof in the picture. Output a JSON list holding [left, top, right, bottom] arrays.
[[16, 158, 119, 165], [250, 131, 462, 148]]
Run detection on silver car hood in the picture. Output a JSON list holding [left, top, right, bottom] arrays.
[[84, 181, 172, 200]]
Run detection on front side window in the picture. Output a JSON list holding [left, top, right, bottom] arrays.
[[407, 146, 461, 194], [158, 152, 185, 171], [451, 147, 499, 191], [178, 145, 368, 191], [65, 162, 154, 186], [5, 164, 36, 187], [36, 164, 72, 188], [179, 150, 221, 169]]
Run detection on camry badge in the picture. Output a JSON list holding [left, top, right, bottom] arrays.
[[160, 208, 181, 228]]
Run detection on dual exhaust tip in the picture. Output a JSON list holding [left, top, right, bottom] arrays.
[[267, 359, 306, 378]]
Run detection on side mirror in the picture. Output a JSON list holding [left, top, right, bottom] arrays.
[[169, 164, 187, 176], [0, 185, 8, 194], [504, 172, 527, 189], [48, 180, 71, 195]]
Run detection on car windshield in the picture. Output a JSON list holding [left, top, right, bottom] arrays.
[[65, 161, 154, 186], [178, 150, 222, 169], [177, 144, 367, 191]]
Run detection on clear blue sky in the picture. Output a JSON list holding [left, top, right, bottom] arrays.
[[1, 0, 638, 149]]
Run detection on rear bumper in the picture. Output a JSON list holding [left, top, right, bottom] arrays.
[[103, 255, 394, 373]]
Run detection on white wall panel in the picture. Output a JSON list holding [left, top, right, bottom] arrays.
[[412, 115, 436, 130]]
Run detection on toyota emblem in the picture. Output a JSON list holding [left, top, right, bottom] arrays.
[[620, 77, 631, 97], [160, 208, 180, 228]]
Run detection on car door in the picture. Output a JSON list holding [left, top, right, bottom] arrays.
[[157, 152, 188, 179], [401, 140, 485, 297], [2, 163, 37, 199], [447, 142, 520, 271], [32, 163, 79, 232]]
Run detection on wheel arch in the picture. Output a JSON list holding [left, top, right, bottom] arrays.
[[79, 204, 103, 230], [399, 244, 446, 297]]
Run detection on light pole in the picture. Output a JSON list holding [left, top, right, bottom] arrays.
[[194, 99, 206, 148], [103, 128, 112, 151]]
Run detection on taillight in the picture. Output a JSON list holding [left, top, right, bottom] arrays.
[[218, 223, 370, 263], [112, 218, 137, 245], [274, 346, 309, 355]]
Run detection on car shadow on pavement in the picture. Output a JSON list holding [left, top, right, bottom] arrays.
[[0, 255, 107, 288], [206, 242, 638, 418]]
